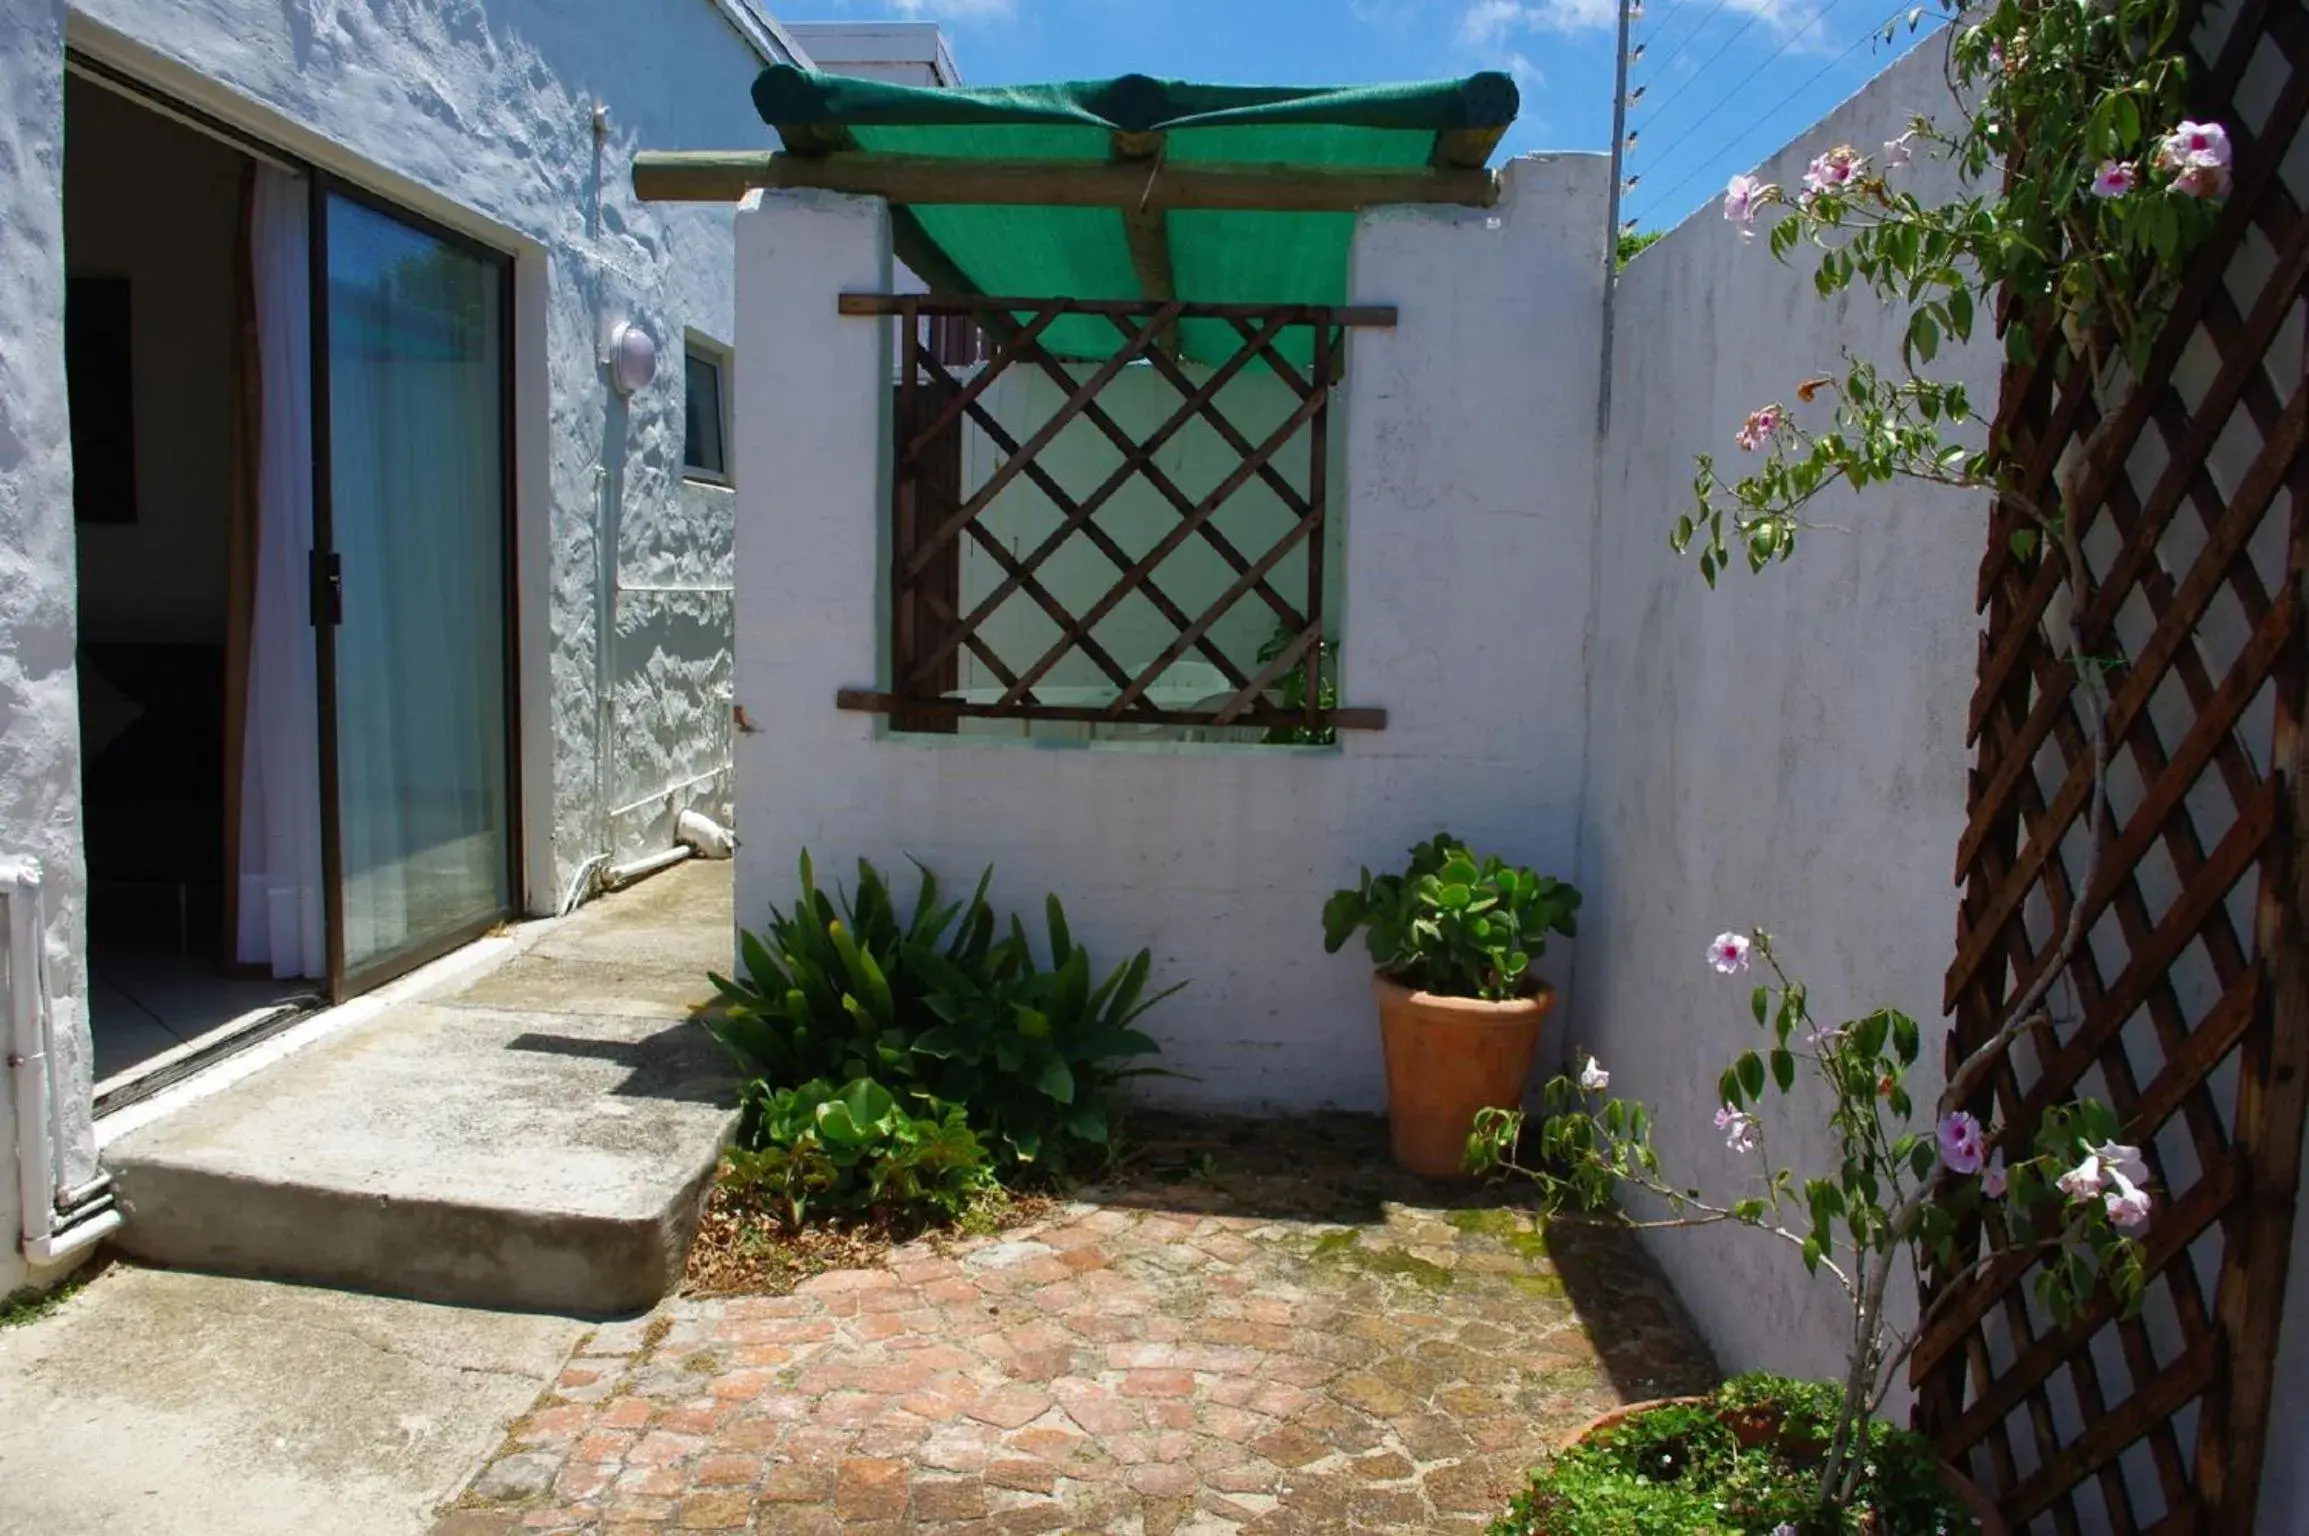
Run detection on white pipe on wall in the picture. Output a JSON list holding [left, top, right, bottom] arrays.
[[7, 862, 116, 1269]]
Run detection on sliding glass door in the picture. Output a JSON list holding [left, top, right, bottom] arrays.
[[315, 187, 514, 992]]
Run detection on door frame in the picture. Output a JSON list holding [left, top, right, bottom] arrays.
[[308, 174, 524, 1003], [64, 46, 526, 1007]]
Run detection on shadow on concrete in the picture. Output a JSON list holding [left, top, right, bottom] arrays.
[[504, 1021, 736, 1106]]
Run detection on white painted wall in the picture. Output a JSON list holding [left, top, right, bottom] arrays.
[[0, 0, 82, 1302], [1577, 39, 1994, 1396], [0, 0, 796, 1293], [782, 20, 959, 87], [732, 153, 1610, 1110]]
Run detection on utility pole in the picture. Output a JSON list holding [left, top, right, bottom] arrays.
[[1597, 0, 1634, 437]]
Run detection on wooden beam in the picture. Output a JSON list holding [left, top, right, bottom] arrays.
[[772, 122, 856, 157], [836, 688, 1386, 732], [1109, 130, 1177, 351], [1432, 124, 1510, 171], [838, 294, 1398, 326], [633, 150, 1499, 210]]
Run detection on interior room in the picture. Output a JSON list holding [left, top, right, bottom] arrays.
[[66, 74, 321, 1087]]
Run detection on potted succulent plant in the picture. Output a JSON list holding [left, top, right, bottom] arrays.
[[1322, 834, 1581, 1177]]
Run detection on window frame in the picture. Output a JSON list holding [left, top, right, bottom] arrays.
[[681, 331, 734, 486]]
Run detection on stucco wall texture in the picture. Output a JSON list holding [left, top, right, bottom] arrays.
[[2, 0, 769, 1294], [733, 155, 1611, 1112], [0, 0, 80, 1302], [1579, 38, 1996, 1397]]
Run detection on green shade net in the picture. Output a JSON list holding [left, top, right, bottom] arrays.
[[750, 68, 1518, 365]]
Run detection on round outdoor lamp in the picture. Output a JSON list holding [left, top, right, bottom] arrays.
[[607, 321, 658, 396]]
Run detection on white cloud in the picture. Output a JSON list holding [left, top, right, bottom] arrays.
[[1462, 0, 1788, 42], [889, 0, 1017, 19]]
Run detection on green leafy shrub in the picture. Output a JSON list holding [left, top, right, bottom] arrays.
[[705, 852, 998, 1092], [1488, 1375, 1972, 1536], [705, 852, 1178, 1183], [905, 895, 1179, 1174], [721, 1076, 992, 1229], [1322, 833, 1580, 1001]]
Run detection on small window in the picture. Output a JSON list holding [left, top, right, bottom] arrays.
[[684, 344, 729, 480]]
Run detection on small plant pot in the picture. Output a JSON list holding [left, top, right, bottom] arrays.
[[1558, 1398, 2009, 1535], [1372, 971, 1553, 1179]]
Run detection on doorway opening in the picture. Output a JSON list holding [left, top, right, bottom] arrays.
[[64, 62, 521, 1098]]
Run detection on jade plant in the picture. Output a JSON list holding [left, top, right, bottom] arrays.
[[1322, 834, 1581, 1002]]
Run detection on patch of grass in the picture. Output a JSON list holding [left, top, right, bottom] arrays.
[[0, 1262, 100, 1329], [1305, 1228, 1456, 1291], [1510, 1271, 1570, 1300], [1447, 1207, 1551, 1262]]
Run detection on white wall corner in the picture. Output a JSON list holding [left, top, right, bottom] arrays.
[[730, 189, 892, 928]]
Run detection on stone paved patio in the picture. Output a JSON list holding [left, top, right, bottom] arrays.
[[435, 1116, 1717, 1535]]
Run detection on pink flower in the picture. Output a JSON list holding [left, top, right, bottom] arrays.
[[1579, 1056, 1610, 1092], [2090, 1141, 2148, 1186], [1735, 406, 1782, 453], [1801, 145, 1865, 198], [2090, 160, 2137, 199], [1883, 133, 1915, 168], [1715, 1105, 1759, 1154], [1988, 42, 2006, 73], [2174, 161, 2231, 200], [2105, 1175, 2153, 1231], [1723, 173, 1765, 226], [2157, 120, 2232, 172], [2056, 1154, 2106, 1201], [1708, 932, 1753, 974], [1981, 1155, 2007, 1199], [1937, 1111, 1986, 1175]]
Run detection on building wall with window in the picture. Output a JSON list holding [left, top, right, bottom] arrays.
[[0, 0, 819, 1297], [729, 156, 1612, 1111]]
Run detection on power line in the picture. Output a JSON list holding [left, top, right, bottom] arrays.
[[1632, 4, 1783, 136], [1625, 7, 1944, 228], [1634, 0, 1853, 146], [1639, 0, 1742, 86]]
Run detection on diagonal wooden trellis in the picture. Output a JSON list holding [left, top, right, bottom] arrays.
[[1912, 0, 2309, 1528], [831, 294, 1392, 737]]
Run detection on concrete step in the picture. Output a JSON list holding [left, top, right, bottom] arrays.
[[103, 863, 738, 1317]]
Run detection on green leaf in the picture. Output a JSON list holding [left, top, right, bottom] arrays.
[[1033, 1053, 1076, 1104], [1770, 1048, 1796, 1093], [1067, 1104, 1109, 1144], [1046, 893, 1073, 968], [1737, 1051, 1766, 1101]]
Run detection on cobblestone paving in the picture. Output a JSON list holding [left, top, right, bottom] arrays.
[[436, 1116, 1716, 1535]]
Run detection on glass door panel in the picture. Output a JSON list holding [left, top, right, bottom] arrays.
[[320, 191, 511, 984]]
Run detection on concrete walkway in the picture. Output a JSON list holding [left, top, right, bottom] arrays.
[[105, 862, 738, 1313], [434, 1117, 1718, 1535], [0, 862, 740, 1536], [0, 1265, 584, 1536]]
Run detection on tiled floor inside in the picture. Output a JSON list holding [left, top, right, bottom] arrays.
[[87, 888, 319, 1082], [436, 1115, 1719, 1535]]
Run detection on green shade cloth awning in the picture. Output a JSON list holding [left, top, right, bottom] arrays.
[[749, 67, 1518, 365]]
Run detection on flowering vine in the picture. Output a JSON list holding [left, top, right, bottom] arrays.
[[1492, 4, 2227, 1512], [1470, 934, 2151, 1515]]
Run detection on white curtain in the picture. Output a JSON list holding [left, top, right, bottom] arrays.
[[234, 165, 327, 980]]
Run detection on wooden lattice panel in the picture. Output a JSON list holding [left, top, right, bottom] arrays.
[[832, 294, 1394, 736], [1914, 0, 2309, 1529]]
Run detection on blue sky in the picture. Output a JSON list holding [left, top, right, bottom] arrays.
[[793, 0, 1947, 229]]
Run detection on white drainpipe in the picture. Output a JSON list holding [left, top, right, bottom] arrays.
[[7, 863, 122, 1268]]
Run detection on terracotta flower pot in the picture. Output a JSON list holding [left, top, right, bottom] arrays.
[[1372, 971, 1553, 1179], [1557, 1397, 2009, 1535]]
